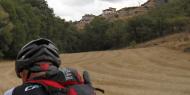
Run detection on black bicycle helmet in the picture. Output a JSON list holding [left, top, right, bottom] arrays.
[[15, 38, 61, 78]]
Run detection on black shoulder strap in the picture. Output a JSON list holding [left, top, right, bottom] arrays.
[[13, 83, 47, 95], [26, 79, 68, 95]]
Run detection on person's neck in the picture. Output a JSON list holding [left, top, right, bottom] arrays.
[[23, 72, 46, 83]]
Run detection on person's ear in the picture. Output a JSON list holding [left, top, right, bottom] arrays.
[[19, 72, 24, 78], [19, 70, 28, 83]]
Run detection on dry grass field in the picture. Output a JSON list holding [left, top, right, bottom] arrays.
[[0, 33, 190, 95]]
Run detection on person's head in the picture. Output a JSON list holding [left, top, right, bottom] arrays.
[[15, 38, 61, 82]]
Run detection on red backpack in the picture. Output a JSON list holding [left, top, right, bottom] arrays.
[[27, 68, 104, 95]]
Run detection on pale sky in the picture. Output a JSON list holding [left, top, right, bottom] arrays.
[[45, 0, 148, 21]]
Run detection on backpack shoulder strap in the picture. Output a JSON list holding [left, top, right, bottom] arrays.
[[12, 83, 46, 95], [27, 80, 67, 95], [28, 79, 65, 88]]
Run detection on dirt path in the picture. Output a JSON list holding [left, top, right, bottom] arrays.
[[0, 46, 190, 95]]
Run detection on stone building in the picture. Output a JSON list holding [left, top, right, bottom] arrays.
[[76, 14, 95, 30], [102, 7, 117, 17], [80, 14, 95, 24]]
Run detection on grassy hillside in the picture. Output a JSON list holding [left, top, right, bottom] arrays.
[[75, 0, 190, 52], [0, 0, 190, 59], [137, 32, 190, 52], [1, 46, 190, 95]]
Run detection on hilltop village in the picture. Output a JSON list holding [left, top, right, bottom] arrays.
[[76, 0, 168, 29]]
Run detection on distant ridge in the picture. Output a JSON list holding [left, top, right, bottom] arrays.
[[76, 0, 168, 29]]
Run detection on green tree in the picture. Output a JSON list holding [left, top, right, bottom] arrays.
[[0, 4, 13, 58], [83, 17, 111, 50]]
